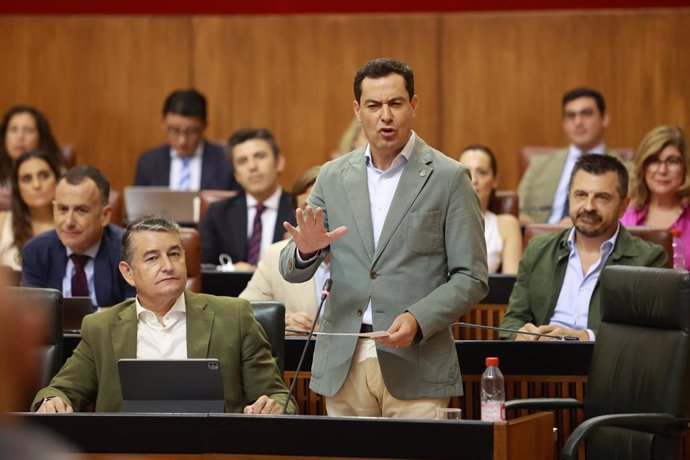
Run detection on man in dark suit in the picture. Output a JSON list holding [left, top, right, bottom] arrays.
[[200, 128, 295, 271], [22, 166, 135, 307], [33, 215, 296, 414], [133, 89, 240, 191]]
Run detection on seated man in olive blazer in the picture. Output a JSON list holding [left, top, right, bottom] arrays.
[[33, 215, 295, 414]]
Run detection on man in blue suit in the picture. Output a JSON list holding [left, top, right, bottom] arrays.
[[22, 166, 135, 308], [133, 89, 240, 191]]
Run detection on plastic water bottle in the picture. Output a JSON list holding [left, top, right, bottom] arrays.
[[671, 228, 686, 271], [480, 356, 505, 422]]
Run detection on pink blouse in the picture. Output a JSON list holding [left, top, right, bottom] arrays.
[[620, 203, 690, 269]]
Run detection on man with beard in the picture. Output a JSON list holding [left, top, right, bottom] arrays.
[[500, 155, 667, 341]]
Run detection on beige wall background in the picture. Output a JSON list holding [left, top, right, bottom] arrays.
[[1, 9, 689, 194]]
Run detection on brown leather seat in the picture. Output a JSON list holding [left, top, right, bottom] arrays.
[[108, 189, 124, 228], [523, 223, 672, 267], [519, 146, 635, 176], [198, 189, 238, 223], [60, 144, 77, 168], [180, 227, 201, 292], [489, 190, 518, 217]]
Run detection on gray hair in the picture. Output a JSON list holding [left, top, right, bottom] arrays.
[[121, 215, 181, 264]]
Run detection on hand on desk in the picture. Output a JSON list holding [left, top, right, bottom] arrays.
[[243, 395, 283, 415], [375, 311, 418, 349], [516, 323, 588, 341], [232, 261, 256, 272], [37, 396, 73, 413], [285, 312, 316, 335]]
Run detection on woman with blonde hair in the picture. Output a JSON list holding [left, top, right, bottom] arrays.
[[620, 125, 690, 269]]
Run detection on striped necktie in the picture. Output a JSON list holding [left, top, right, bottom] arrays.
[[245, 203, 266, 265], [178, 157, 191, 190]]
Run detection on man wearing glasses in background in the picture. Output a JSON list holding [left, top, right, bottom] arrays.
[[133, 89, 240, 192]]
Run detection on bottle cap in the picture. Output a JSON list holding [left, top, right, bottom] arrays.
[[486, 357, 499, 366], [671, 228, 681, 237]]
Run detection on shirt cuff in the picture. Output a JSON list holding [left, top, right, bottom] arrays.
[[295, 248, 320, 268]]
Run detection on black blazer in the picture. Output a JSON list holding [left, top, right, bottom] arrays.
[[200, 191, 296, 264], [21, 224, 136, 307], [133, 141, 240, 191]]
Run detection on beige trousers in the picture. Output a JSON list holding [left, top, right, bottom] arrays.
[[325, 339, 449, 418]]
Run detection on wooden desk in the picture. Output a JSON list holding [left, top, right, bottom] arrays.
[[19, 411, 554, 460]]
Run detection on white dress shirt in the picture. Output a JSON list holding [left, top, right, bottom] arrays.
[[360, 132, 416, 325], [62, 241, 101, 308], [135, 293, 188, 359], [548, 143, 606, 223], [169, 142, 204, 191], [246, 187, 283, 263]]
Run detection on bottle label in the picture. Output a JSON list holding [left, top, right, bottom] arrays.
[[481, 401, 505, 422]]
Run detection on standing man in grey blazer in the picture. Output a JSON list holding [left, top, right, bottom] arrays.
[[280, 58, 488, 418]]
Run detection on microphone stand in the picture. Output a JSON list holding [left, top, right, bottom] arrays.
[[452, 322, 580, 341], [282, 278, 332, 414]]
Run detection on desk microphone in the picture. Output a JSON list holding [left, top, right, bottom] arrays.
[[451, 322, 580, 341], [282, 278, 332, 414]]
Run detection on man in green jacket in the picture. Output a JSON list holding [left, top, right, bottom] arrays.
[[501, 154, 667, 341], [33, 215, 295, 414]]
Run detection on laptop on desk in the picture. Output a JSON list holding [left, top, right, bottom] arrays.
[[124, 186, 199, 224], [63, 297, 95, 333], [118, 359, 225, 413]]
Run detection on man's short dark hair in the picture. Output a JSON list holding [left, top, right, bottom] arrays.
[[562, 87, 606, 114], [569, 154, 628, 199], [354, 58, 415, 104], [227, 128, 280, 159], [62, 165, 110, 206], [121, 215, 181, 265], [162, 89, 207, 123]]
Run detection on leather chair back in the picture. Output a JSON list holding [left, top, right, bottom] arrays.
[[180, 228, 201, 292], [584, 266, 690, 458], [7, 287, 63, 388], [108, 189, 124, 228], [249, 301, 286, 374], [523, 223, 672, 267], [519, 146, 635, 176], [198, 190, 238, 223], [489, 190, 518, 217]]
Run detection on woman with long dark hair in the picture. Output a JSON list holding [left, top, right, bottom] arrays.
[[0, 150, 60, 269], [0, 106, 63, 209]]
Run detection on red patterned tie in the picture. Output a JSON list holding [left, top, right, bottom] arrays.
[[245, 203, 265, 265], [70, 254, 90, 297]]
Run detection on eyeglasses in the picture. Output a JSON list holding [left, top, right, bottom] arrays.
[[563, 108, 597, 121], [646, 156, 684, 171], [166, 126, 202, 139]]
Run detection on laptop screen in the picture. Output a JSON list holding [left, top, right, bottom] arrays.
[[118, 359, 225, 413], [124, 186, 199, 224], [62, 297, 94, 333]]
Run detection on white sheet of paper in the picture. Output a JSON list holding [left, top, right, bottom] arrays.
[[312, 331, 390, 338]]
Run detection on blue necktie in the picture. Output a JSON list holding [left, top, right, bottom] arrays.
[[178, 157, 191, 190]]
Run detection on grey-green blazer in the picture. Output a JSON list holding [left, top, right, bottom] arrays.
[[280, 136, 489, 400], [32, 291, 296, 413]]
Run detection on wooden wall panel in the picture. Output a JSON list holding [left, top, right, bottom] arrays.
[[440, 9, 690, 190], [193, 14, 441, 189], [0, 10, 688, 193], [0, 16, 192, 192]]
